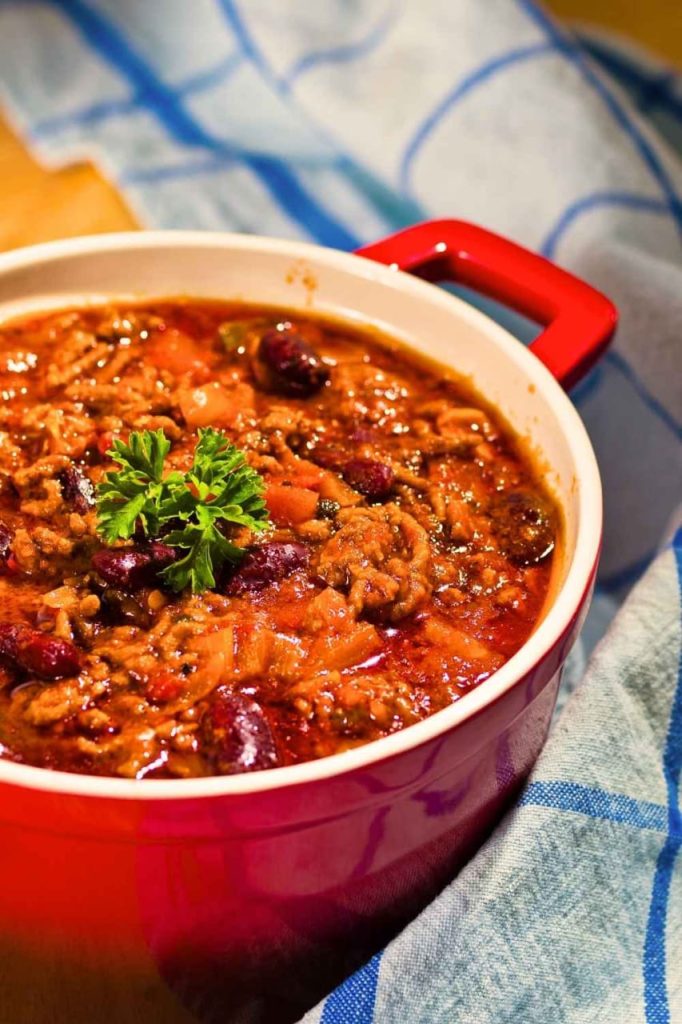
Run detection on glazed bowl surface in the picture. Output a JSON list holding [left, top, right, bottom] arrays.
[[0, 223, 616, 1023]]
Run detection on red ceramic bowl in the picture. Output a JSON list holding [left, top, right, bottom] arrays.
[[0, 221, 616, 1023]]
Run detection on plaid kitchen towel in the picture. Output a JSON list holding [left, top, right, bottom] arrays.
[[303, 531, 682, 1023], [0, 2, 680, 1021]]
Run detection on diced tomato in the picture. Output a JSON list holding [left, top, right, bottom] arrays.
[[179, 382, 245, 428], [4, 554, 20, 576], [146, 328, 211, 377], [287, 473, 324, 491], [96, 430, 115, 458], [271, 599, 310, 631], [281, 457, 327, 492], [265, 484, 318, 526], [145, 671, 182, 704]]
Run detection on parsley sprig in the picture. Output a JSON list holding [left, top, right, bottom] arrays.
[[96, 428, 269, 593]]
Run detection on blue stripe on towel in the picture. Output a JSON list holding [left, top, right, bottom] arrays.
[[45, 0, 361, 249], [578, 37, 682, 122], [320, 952, 383, 1024], [399, 40, 555, 194], [606, 351, 682, 441], [216, 0, 419, 233], [284, 5, 397, 88], [540, 190, 671, 259], [521, 781, 669, 833], [516, 0, 682, 240], [31, 50, 244, 136]]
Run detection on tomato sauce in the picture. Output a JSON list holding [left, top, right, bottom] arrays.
[[0, 301, 559, 778]]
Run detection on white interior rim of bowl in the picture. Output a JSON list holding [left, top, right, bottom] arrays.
[[0, 232, 602, 800]]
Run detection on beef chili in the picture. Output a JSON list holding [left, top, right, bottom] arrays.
[[0, 301, 559, 779]]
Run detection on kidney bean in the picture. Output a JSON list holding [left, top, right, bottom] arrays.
[[342, 458, 395, 500], [92, 549, 152, 590], [257, 327, 329, 398], [58, 465, 95, 514], [19, 633, 81, 680], [148, 541, 177, 566], [489, 490, 555, 566], [0, 624, 20, 661], [0, 623, 80, 680], [91, 543, 176, 591], [201, 687, 279, 775], [224, 541, 309, 596]]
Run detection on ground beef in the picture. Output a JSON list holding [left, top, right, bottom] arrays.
[[315, 504, 431, 621], [0, 300, 558, 778]]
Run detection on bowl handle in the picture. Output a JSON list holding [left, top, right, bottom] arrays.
[[356, 219, 617, 389]]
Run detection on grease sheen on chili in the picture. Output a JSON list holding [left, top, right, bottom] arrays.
[[0, 301, 559, 779]]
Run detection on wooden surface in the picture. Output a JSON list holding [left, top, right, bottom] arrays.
[[547, 0, 682, 65], [0, 2, 680, 256], [0, 114, 136, 252]]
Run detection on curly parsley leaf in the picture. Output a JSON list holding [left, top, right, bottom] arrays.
[[160, 507, 244, 593], [95, 427, 269, 592], [111, 428, 170, 482], [96, 429, 172, 543]]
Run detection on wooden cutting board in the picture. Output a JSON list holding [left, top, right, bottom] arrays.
[[0, 114, 137, 253]]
